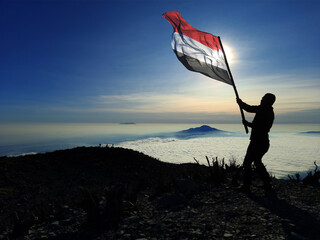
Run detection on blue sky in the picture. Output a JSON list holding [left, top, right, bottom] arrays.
[[1, 0, 319, 124]]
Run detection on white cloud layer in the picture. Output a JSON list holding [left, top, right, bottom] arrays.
[[118, 134, 320, 178]]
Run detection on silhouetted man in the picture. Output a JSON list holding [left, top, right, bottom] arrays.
[[237, 93, 276, 192]]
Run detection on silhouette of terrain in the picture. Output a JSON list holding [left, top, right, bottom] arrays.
[[0, 146, 319, 239]]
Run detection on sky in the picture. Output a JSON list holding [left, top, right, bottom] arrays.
[[1, 0, 320, 124]]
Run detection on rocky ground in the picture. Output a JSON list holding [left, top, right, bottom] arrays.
[[0, 146, 319, 239]]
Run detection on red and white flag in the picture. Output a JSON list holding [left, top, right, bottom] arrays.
[[162, 11, 232, 85]]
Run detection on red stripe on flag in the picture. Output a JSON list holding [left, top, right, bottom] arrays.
[[162, 11, 221, 51]]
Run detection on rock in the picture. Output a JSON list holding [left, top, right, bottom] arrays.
[[156, 193, 187, 210], [51, 221, 59, 225], [177, 179, 198, 196], [224, 233, 233, 237], [290, 232, 306, 240]]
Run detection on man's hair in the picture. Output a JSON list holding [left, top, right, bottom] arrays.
[[264, 93, 276, 106]]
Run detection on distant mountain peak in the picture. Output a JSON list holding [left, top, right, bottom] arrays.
[[179, 125, 222, 134]]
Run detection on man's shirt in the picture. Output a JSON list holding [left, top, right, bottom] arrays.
[[241, 103, 274, 141]]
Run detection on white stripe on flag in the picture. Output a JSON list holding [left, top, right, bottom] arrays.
[[171, 32, 228, 72]]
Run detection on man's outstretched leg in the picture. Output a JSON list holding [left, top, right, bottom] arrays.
[[254, 159, 272, 190], [238, 142, 255, 193], [239, 157, 253, 192]]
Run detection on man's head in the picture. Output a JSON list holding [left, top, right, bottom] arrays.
[[261, 93, 276, 106]]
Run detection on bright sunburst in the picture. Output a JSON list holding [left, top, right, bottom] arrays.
[[223, 44, 233, 63]]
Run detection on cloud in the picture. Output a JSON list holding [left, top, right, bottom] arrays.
[[117, 133, 320, 178], [2, 69, 319, 124], [88, 72, 320, 121], [276, 108, 320, 123], [237, 73, 320, 115], [91, 92, 238, 114]]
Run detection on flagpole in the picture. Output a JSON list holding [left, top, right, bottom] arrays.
[[218, 37, 249, 134]]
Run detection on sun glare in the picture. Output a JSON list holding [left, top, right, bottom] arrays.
[[223, 45, 233, 63]]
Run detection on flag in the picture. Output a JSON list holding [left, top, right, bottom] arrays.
[[162, 11, 232, 85]]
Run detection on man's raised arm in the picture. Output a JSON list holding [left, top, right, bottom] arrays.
[[237, 98, 259, 113]]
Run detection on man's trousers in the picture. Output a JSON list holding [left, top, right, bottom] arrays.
[[243, 140, 271, 187]]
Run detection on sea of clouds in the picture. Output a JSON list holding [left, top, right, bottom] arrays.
[[117, 132, 320, 179], [1, 123, 319, 179]]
